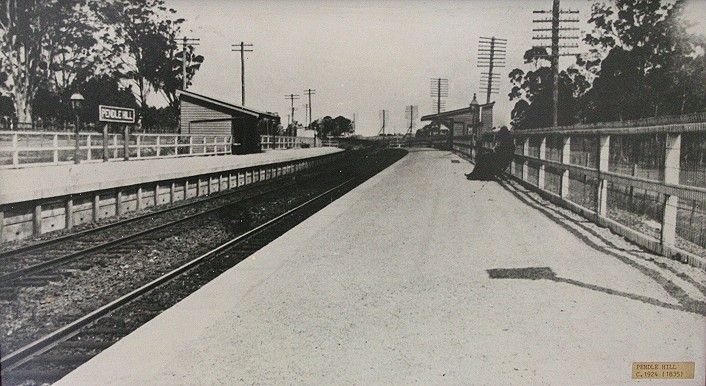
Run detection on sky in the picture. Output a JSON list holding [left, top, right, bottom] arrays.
[[164, 0, 706, 136]]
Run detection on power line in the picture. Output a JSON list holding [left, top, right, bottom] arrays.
[[378, 109, 389, 135], [478, 36, 506, 104], [404, 105, 418, 138], [231, 42, 254, 106], [430, 78, 448, 116], [285, 94, 300, 134], [532, 0, 579, 127], [304, 89, 316, 127]]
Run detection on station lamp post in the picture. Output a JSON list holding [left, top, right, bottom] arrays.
[[70, 92, 85, 164]]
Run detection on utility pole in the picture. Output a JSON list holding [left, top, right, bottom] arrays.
[[285, 94, 300, 135], [378, 110, 388, 135], [533, 0, 579, 127], [430, 78, 449, 146], [405, 105, 418, 137], [430, 78, 448, 117], [478, 36, 507, 104], [304, 89, 316, 127], [231, 42, 254, 105], [178, 37, 200, 90], [302, 103, 309, 127]]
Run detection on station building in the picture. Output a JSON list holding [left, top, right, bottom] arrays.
[[177, 90, 280, 154], [420, 95, 494, 142]]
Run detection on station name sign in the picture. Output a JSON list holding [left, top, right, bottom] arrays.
[[99, 105, 136, 124]]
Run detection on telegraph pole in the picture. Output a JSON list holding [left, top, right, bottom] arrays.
[[232, 42, 254, 105], [378, 110, 388, 135], [533, 0, 579, 127], [304, 89, 316, 127], [430, 78, 448, 116], [478, 36, 506, 104], [430, 78, 448, 146], [405, 105, 418, 137], [285, 94, 300, 134], [179, 37, 200, 90]]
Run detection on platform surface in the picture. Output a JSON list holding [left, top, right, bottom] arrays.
[[56, 149, 705, 385], [0, 148, 341, 204]]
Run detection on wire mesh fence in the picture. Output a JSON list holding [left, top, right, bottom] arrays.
[[545, 135, 563, 162], [609, 134, 665, 181], [606, 181, 664, 241], [567, 171, 598, 211], [680, 132, 706, 188], [676, 198, 706, 250], [569, 135, 598, 168], [526, 161, 540, 186], [544, 166, 562, 195]]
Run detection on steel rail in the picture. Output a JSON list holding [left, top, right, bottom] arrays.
[[0, 149, 402, 377], [0, 173, 360, 372], [0, 174, 294, 260], [0, 183, 296, 283]]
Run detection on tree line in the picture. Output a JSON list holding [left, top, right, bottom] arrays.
[[0, 0, 203, 129], [509, 0, 706, 129]]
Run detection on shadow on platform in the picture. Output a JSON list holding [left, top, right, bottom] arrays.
[[487, 266, 705, 315]]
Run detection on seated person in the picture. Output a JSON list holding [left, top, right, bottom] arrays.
[[466, 126, 515, 181]]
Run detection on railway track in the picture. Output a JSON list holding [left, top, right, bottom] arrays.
[[0, 148, 406, 385], [0, 181, 296, 285], [0, 176, 298, 277]]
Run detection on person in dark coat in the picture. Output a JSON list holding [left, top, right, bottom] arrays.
[[466, 126, 515, 181]]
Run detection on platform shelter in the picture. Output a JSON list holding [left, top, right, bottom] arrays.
[[177, 90, 280, 154]]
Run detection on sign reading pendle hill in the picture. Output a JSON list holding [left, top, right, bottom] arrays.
[[99, 105, 136, 124]]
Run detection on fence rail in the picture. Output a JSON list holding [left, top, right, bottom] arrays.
[[260, 135, 315, 150], [0, 131, 323, 169], [0, 131, 231, 168], [450, 120, 706, 267]]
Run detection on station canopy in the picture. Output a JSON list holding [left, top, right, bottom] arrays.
[[420, 102, 494, 128]]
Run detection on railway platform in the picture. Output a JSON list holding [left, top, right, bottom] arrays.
[[0, 148, 342, 242], [55, 148, 705, 385], [0, 147, 341, 204]]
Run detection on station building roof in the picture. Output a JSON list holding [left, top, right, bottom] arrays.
[[176, 90, 279, 120], [420, 101, 495, 126]]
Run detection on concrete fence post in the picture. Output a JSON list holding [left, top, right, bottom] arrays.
[[156, 135, 161, 157], [538, 136, 547, 189], [189, 136, 193, 155], [12, 133, 18, 166], [53, 134, 59, 163], [560, 136, 571, 199], [598, 134, 611, 216], [0, 207, 4, 243], [661, 133, 681, 249], [522, 137, 529, 182], [112, 135, 118, 159], [136, 135, 142, 159], [86, 134, 92, 161]]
